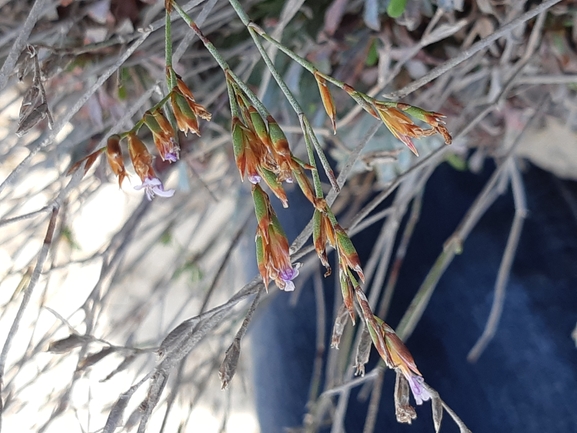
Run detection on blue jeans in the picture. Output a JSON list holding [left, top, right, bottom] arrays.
[[250, 163, 577, 433]]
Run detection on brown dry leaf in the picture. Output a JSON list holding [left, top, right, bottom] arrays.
[[19, 86, 41, 119], [219, 338, 240, 389], [432, 392, 443, 432], [16, 101, 48, 137], [48, 334, 90, 353], [331, 303, 350, 349], [354, 326, 372, 376], [395, 372, 417, 424], [78, 347, 116, 371]]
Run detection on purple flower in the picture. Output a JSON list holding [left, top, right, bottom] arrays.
[[163, 150, 179, 163], [134, 176, 175, 201], [406, 374, 431, 405], [248, 174, 262, 184], [278, 266, 299, 291]]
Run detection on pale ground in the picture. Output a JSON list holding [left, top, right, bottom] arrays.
[[0, 86, 259, 432]]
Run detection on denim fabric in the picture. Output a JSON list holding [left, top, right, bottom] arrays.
[[250, 163, 577, 433]]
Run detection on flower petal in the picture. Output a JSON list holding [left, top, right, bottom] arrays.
[[279, 266, 299, 282], [407, 374, 431, 405], [153, 185, 175, 198], [134, 177, 174, 200]]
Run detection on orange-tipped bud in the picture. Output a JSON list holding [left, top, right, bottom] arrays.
[[314, 71, 337, 134], [174, 75, 212, 121], [339, 270, 356, 324], [248, 107, 272, 148], [127, 133, 154, 181], [335, 225, 364, 282], [175, 74, 195, 101], [403, 105, 452, 145], [313, 209, 336, 276], [267, 116, 291, 156], [106, 134, 127, 187], [232, 117, 265, 184], [291, 162, 317, 205], [171, 91, 200, 136], [127, 133, 174, 200], [259, 167, 288, 208], [266, 215, 299, 291], [251, 183, 273, 243], [380, 320, 422, 377], [67, 147, 105, 177], [378, 317, 432, 405], [265, 116, 295, 182], [144, 110, 180, 162], [253, 205, 299, 292], [374, 103, 424, 156], [356, 286, 431, 405]]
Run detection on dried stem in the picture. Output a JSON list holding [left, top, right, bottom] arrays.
[[385, 0, 562, 99]]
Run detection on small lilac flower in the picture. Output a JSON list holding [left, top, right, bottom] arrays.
[[134, 176, 175, 201], [248, 174, 262, 184], [406, 373, 431, 405], [163, 150, 178, 163], [278, 266, 299, 291]]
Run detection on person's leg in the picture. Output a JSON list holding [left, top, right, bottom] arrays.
[[250, 163, 577, 433]]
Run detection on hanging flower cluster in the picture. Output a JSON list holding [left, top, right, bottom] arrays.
[[68, 69, 210, 201], [228, 76, 318, 210], [68, 3, 453, 414], [252, 184, 298, 291]]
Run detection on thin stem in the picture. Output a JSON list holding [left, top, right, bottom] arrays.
[[165, 7, 177, 89], [377, 189, 423, 320], [308, 269, 326, 404], [171, 1, 270, 119], [0, 0, 49, 93], [300, 117, 324, 198], [467, 160, 527, 362], [0, 206, 51, 228], [177, 0, 340, 194], [248, 22, 317, 74], [0, 205, 59, 431], [246, 24, 339, 192]]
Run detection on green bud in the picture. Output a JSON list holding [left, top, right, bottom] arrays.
[[335, 226, 357, 256], [267, 116, 290, 154], [399, 104, 426, 121], [268, 118, 286, 143], [143, 111, 162, 134], [249, 107, 270, 146], [255, 232, 268, 290], [270, 213, 288, 239], [251, 184, 270, 226], [259, 167, 288, 208], [231, 118, 246, 163], [255, 233, 265, 266], [313, 210, 322, 244], [173, 91, 197, 119]]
